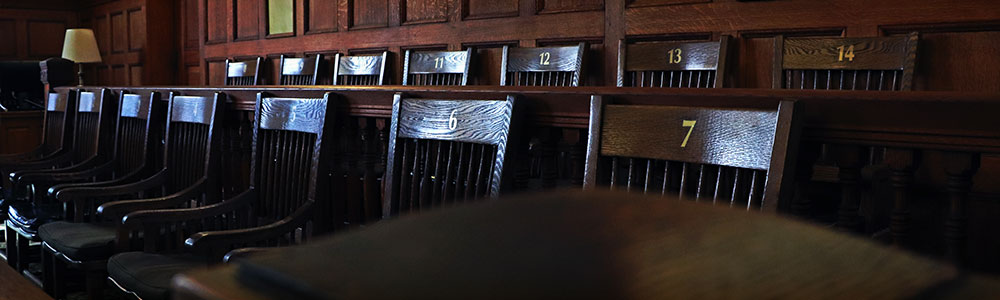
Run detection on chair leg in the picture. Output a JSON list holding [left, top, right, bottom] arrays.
[[85, 269, 105, 300], [41, 247, 53, 295], [4, 222, 15, 267], [15, 232, 28, 271], [52, 257, 67, 300]]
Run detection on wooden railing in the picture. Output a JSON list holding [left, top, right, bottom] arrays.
[[56, 85, 1000, 271]]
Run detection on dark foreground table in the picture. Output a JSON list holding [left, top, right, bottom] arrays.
[[0, 258, 52, 300], [172, 190, 1000, 300]]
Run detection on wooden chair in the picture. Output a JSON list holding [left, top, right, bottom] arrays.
[[278, 54, 322, 85], [6, 91, 161, 274], [225, 58, 263, 86], [617, 37, 730, 88], [500, 43, 585, 87], [772, 33, 918, 91], [105, 92, 334, 300], [3, 89, 112, 263], [333, 52, 389, 85], [38, 92, 224, 299], [402, 49, 473, 86], [0, 91, 76, 163], [582, 96, 799, 212], [382, 93, 518, 218]]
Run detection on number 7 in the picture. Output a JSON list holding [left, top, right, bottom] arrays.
[[681, 120, 696, 147]]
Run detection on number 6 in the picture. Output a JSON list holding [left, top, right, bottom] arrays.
[[449, 110, 458, 130]]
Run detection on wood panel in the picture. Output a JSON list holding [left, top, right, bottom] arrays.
[[538, 0, 603, 14], [736, 30, 843, 89], [307, 0, 338, 33], [26, 20, 66, 58], [898, 29, 1000, 92], [0, 111, 43, 154], [627, 0, 708, 8], [463, 0, 517, 20], [111, 12, 127, 52], [95, 15, 109, 54], [206, 0, 228, 43], [0, 19, 17, 58], [130, 64, 143, 85], [403, 0, 447, 24], [235, 0, 261, 40], [128, 8, 145, 51], [350, 0, 388, 29]]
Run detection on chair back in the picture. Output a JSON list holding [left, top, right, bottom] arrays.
[[383, 93, 517, 218], [500, 43, 585, 87], [72, 89, 117, 163], [617, 37, 730, 88], [163, 93, 225, 195], [773, 33, 918, 91], [40, 91, 76, 156], [583, 96, 799, 212], [402, 49, 472, 86], [279, 54, 322, 85], [225, 58, 263, 86], [333, 52, 389, 85], [250, 93, 333, 224], [112, 92, 162, 178]]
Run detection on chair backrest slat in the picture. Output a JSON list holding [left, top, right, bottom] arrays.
[[383, 93, 516, 218], [583, 96, 798, 212], [72, 89, 116, 163], [501, 43, 585, 87], [279, 54, 322, 85], [164, 93, 223, 194], [773, 33, 918, 91], [403, 49, 472, 86], [112, 92, 159, 176], [40, 91, 75, 156], [226, 58, 264, 86], [333, 52, 389, 86], [618, 37, 730, 88]]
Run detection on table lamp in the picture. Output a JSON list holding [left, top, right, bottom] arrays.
[[60, 28, 102, 86]]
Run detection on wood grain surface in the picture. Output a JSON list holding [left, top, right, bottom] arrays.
[[600, 104, 778, 170], [396, 98, 513, 145], [405, 50, 470, 74], [783, 36, 910, 70], [171, 94, 218, 125], [625, 40, 721, 71], [77, 91, 100, 113], [257, 97, 328, 134], [45, 92, 66, 112]]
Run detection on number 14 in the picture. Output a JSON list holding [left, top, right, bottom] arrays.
[[837, 45, 855, 62]]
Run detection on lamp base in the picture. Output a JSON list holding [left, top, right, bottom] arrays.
[[77, 64, 84, 86]]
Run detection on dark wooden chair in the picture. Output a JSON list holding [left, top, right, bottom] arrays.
[[382, 93, 518, 218], [333, 52, 389, 85], [617, 37, 730, 88], [38, 92, 224, 299], [402, 49, 473, 86], [500, 43, 585, 87], [3, 89, 115, 270], [278, 54, 322, 85], [6, 90, 162, 275], [772, 33, 918, 91], [0, 91, 76, 163], [582, 96, 799, 212], [105, 92, 334, 300], [225, 58, 263, 86]]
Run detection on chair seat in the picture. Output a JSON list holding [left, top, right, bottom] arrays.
[[7, 201, 62, 236], [39, 221, 116, 260], [107, 252, 207, 300]]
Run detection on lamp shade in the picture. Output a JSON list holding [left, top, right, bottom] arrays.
[[61, 29, 102, 63]]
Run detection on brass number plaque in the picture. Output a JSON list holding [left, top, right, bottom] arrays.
[[680, 119, 696, 147]]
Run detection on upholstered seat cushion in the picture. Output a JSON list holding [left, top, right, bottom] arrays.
[[39, 221, 116, 260], [107, 252, 207, 300]]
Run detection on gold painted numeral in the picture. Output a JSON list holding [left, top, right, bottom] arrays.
[[539, 52, 551, 65], [434, 57, 445, 69], [837, 45, 855, 62], [680, 120, 696, 147], [449, 110, 458, 130], [667, 48, 683, 64]]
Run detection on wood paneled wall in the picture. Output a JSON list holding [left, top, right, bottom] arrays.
[[78, 0, 176, 86], [0, 6, 77, 60], [182, 0, 1000, 91]]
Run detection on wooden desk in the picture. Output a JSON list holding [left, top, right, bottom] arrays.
[[0, 260, 51, 300], [172, 189, 1000, 299]]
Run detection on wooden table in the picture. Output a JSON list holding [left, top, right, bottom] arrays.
[[0, 259, 52, 300], [172, 189, 1000, 300]]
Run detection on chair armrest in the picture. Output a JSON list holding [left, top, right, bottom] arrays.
[[0, 146, 44, 162], [186, 202, 313, 253], [121, 189, 257, 228], [96, 178, 209, 220], [223, 247, 271, 263], [0, 151, 75, 171], [16, 160, 115, 184], [9, 157, 105, 183], [54, 170, 168, 202]]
